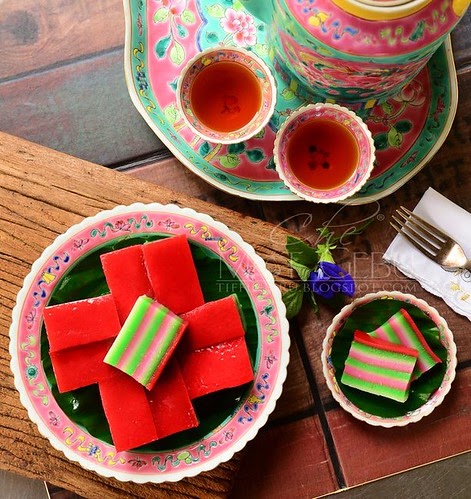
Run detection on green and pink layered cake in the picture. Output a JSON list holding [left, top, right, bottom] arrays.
[[369, 308, 441, 379], [104, 295, 187, 390], [341, 330, 419, 403]]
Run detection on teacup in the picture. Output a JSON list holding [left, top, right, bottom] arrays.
[[176, 46, 276, 144], [273, 103, 375, 203]]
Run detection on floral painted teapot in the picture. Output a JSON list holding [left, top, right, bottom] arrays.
[[240, 0, 469, 107]]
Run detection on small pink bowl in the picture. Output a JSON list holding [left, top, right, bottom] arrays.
[[177, 46, 276, 145], [274, 103, 375, 203]]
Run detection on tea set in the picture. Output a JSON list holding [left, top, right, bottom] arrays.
[[173, 0, 468, 203], [124, 0, 466, 201], [240, 0, 468, 106]]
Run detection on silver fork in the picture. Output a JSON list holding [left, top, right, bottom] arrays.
[[391, 206, 471, 272]]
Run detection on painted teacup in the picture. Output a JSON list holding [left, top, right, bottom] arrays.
[[177, 46, 276, 144], [273, 103, 375, 203]]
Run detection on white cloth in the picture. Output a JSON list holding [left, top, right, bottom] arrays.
[[384, 187, 471, 321]]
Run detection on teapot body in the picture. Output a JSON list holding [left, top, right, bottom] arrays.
[[241, 0, 469, 106]]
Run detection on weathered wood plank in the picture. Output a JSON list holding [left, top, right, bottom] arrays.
[[0, 132, 295, 498], [0, 0, 124, 80], [0, 51, 164, 165], [124, 158, 266, 218]]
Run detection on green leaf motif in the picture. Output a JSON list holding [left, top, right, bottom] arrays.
[[170, 41, 185, 65], [181, 9, 196, 24], [286, 236, 318, 268], [199, 141, 212, 156], [395, 119, 412, 133], [207, 4, 226, 18], [270, 114, 280, 128], [164, 104, 180, 125], [387, 126, 403, 148], [246, 148, 265, 162], [290, 260, 312, 281], [153, 7, 169, 23], [374, 132, 389, 151], [219, 154, 240, 169], [281, 88, 296, 101], [206, 32, 219, 43], [155, 35, 171, 58], [176, 24, 188, 38], [169, 77, 179, 92], [228, 142, 246, 154], [253, 128, 265, 139], [381, 101, 394, 115], [254, 43, 268, 57], [282, 286, 304, 320]]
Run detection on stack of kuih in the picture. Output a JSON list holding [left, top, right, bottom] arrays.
[[341, 309, 441, 403], [43, 235, 254, 451]]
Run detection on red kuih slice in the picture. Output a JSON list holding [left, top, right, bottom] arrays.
[[147, 359, 198, 439], [99, 370, 159, 452], [100, 245, 154, 324], [142, 235, 204, 314], [180, 337, 254, 399], [50, 338, 117, 393], [43, 294, 121, 352], [180, 294, 245, 352]]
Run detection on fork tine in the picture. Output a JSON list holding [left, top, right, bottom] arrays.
[[391, 216, 438, 258], [398, 206, 448, 242], [394, 211, 442, 250]]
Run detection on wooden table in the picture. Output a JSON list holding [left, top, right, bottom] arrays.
[[1, 2, 470, 498]]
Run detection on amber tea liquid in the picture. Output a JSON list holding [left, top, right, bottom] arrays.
[[190, 61, 262, 133], [286, 119, 360, 190]]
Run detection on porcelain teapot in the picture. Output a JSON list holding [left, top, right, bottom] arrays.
[[240, 0, 469, 107]]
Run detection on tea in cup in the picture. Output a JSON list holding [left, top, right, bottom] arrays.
[[177, 47, 276, 144], [274, 103, 375, 203]]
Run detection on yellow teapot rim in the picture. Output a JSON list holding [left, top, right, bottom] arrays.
[[330, 0, 433, 20]]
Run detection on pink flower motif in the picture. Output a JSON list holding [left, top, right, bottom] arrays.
[[170, 1, 185, 16], [220, 8, 257, 47], [394, 79, 426, 106], [160, 0, 185, 15]]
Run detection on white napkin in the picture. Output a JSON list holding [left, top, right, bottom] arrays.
[[384, 187, 471, 321]]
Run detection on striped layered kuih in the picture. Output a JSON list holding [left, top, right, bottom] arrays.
[[104, 295, 187, 390], [369, 308, 441, 380], [341, 330, 419, 403]]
